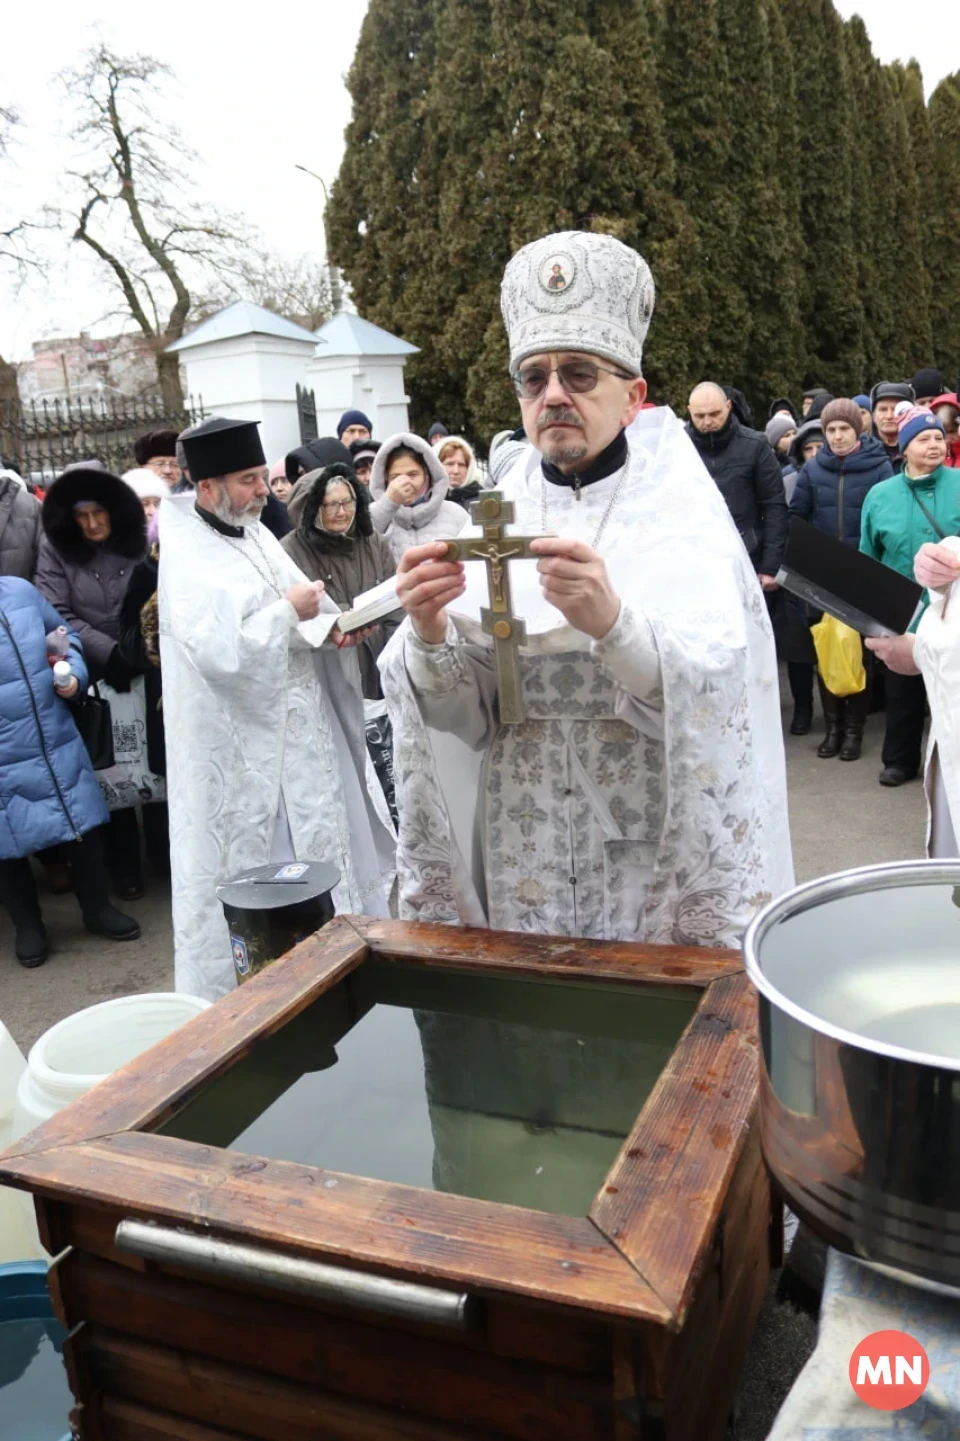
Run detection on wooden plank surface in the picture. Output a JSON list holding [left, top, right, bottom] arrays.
[[0, 918, 368, 1161], [8, 1132, 671, 1323], [351, 917, 741, 988], [589, 974, 761, 1328], [59, 1256, 619, 1441], [84, 1329, 502, 1441], [99, 1397, 250, 1441]]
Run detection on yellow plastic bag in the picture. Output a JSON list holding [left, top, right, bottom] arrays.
[[810, 615, 866, 696]]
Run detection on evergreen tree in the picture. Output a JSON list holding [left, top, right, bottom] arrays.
[[842, 16, 900, 382], [715, 0, 806, 413], [883, 65, 934, 372], [928, 72, 960, 373], [656, 0, 751, 389], [778, 0, 865, 392]]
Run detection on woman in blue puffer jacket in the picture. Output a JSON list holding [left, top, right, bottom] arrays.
[[789, 399, 893, 763], [0, 577, 140, 967]]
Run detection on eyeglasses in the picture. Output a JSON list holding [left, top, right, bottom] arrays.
[[510, 360, 634, 399], [322, 499, 356, 513]]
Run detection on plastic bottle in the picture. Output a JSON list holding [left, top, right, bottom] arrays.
[[52, 660, 72, 688], [44, 627, 69, 667]]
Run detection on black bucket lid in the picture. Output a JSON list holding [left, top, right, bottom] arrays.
[[216, 861, 341, 912]]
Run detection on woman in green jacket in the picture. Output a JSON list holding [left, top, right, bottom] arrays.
[[860, 406, 960, 787]]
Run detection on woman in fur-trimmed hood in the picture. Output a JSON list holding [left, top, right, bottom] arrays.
[[282, 462, 399, 699], [368, 431, 468, 561], [34, 465, 146, 685]]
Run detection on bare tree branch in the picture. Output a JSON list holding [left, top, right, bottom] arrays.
[[53, 43, 261, 403]]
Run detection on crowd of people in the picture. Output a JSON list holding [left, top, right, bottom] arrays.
[[2, 227, 957, 995], [685, 373, 960, 782]]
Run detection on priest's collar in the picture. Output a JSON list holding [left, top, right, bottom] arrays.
[[540, 429, 628, 492], [194, 501, 245, 539]]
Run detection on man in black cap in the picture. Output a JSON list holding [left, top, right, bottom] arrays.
[[158, 415, 394, 999], [178, 417, 291, 538], [910, 369, 945, 407], [870, 381, 915, 473]]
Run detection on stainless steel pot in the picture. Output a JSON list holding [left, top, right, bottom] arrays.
[[743, 859, 960, 1290]]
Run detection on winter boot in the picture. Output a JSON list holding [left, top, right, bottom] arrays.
[[0, 857, 49, 967], [816, 680, 844, 759], [788, 663, 814, 736], [839, 688, 869, 762], [69, 829, 142, 942]]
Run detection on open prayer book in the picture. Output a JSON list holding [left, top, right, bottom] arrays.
[[336, 575, 403, 634]]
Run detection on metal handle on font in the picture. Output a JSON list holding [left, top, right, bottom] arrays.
[[114, 1219, 476, 1330]]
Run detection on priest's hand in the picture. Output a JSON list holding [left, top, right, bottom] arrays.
[[530, 536, 620, 640], [330, 623, 378, 649], [865, 633, 921, 676], [915, 542, 960, 591], [287, 581, 325, 621], [397, 541, 466, 645]]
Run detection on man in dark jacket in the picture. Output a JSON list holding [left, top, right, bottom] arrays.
[[686, 382, 788, 587], [870, 381, 915, 473]]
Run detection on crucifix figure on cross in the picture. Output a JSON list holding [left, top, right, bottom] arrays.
[[440, 491, 544, 723]]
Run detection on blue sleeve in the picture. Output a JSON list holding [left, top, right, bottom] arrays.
[[36, 591, 89, 691], [789, 465, 813, 520]]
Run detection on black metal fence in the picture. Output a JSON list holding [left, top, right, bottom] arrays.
[[0, 394, 204, 484], [296, 383, 318, 445]]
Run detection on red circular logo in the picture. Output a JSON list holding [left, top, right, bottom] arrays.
[[849, 1329, 930, 1410]]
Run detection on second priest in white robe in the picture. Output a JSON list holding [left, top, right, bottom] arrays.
[[160, 417, 395, 1000]]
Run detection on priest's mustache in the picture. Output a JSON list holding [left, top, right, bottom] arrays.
[[537, 408, 584, 432]]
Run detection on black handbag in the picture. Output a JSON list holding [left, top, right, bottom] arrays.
[[72, 683, 115, 771]]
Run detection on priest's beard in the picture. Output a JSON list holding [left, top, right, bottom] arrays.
[[211, 488, 266, 527], [537, 407, 588, 469]]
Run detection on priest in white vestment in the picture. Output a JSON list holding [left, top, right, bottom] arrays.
[[868, 537, 960, 858], [379, 231, 793, 946], [159, 416, 394, 999]]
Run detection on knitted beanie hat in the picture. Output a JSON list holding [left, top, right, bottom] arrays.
[[898, 405, 945, 453], [765, 413, 797, 447], [820, 398, 863, 436], [909, 368, 945, 400], [853, 393, 871, 410]]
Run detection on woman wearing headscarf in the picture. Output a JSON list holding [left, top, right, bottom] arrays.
[[435, 435, 486, 511], [368, 432, 468, 562], [34, 465, 147, 898], [281, 463, 399, 701]]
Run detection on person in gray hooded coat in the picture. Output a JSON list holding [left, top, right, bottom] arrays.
[[0, 468, 42, 579], [368, 432, 468, 562]]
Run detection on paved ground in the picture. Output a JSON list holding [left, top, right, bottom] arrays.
[[0, 680, 930, 1437]]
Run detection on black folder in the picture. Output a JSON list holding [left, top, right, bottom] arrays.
[[776, 517, 924, 637]]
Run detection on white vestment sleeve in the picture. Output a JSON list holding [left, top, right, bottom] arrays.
[[591, 604, 662, 702], [404, 618, 498, 749]]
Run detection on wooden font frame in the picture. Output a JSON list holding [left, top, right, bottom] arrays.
[[0, 917, 759, 1333]]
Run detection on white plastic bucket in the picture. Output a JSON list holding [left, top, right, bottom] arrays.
[[12, 993, 210, 1139], [7, 993, 209, 1260], [0, 1021, 35, 1266]]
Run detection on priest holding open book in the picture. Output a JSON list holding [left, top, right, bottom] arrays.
[[159, 419, 395, 1000]]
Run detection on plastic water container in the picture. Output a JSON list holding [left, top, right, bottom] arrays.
[[0, 1261, 71, 1441], [8, 993, 210, 1258]]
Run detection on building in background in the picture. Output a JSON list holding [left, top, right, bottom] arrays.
[[17, 332, 163, 403]]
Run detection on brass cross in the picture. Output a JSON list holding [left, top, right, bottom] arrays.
[[440, 491, 543, 723]]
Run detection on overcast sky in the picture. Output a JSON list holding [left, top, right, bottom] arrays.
[[1, 0, 957, 361]]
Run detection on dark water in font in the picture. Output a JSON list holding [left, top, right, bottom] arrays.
[[161, 962, 696, 1216], [0, 1318, 70, 1441]]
